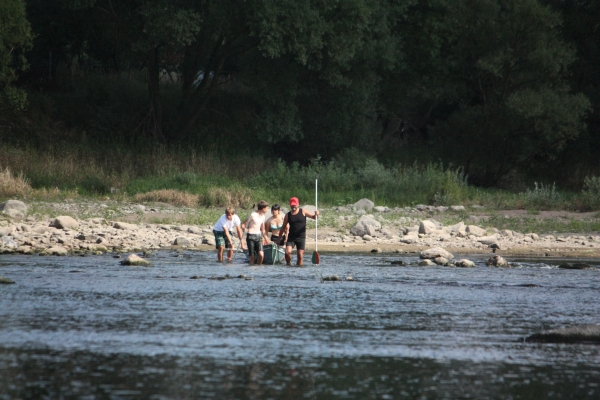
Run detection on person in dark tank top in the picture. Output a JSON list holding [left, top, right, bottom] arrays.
[[278, 197, 319, 266]]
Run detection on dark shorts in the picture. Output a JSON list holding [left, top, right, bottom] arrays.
[[271, 234, 286, 245], [213, 230, 233, 249], [285, 237, 306, 251], [246, 233, 263, 256]]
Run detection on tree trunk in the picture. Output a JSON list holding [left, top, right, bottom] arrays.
[[147, 47, 164, 142]]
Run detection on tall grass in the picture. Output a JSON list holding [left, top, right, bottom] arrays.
[[1, 143, 600, 211], [0, 167, 31, 197], [250, 158, 471, 206]]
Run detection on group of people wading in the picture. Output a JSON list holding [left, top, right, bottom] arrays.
[[212, 197, 319, 266]]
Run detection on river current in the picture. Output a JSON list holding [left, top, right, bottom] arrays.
[[1, 251, 599, 399]]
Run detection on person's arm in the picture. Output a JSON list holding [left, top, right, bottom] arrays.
[[278, 215, 288, 242], [236, 225, 246, 249], [223, 226, 233, 246], [261, 222, 269, 244], [303, 209, 320, 219]]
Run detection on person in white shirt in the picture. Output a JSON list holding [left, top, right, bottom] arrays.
[[242, 200, 270, 265], [213, 207, 245, 262]]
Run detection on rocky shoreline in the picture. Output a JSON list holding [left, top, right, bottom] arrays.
[[0, 198, 599, 262]]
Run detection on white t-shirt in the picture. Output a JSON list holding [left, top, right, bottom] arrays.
[[246, 211, 265, 234], [213, 214, 241, 232]]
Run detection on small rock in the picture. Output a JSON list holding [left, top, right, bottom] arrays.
[[370, 248, 382, 253]]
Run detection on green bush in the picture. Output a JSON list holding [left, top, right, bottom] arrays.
[[521, 182, 564, 209]]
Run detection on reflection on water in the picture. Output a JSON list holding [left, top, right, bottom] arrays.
[[0, 251, 599, 399]]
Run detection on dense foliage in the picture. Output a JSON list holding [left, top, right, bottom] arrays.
[[1, 0, 600, 190]]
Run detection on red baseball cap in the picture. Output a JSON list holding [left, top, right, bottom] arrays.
[[289, 197, 299, 206]]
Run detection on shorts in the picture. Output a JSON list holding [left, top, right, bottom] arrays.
[[285, 237, 306, 251], [213, 230, 233, 249], [246, 233, 263, 256], [271, 234, 286, 245]]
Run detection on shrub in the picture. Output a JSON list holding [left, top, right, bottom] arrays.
[[580, 175, 600, 210], [522, 182, 563, 209], [0, 167, 31, 197]]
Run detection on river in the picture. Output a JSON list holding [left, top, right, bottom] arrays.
[[1, 251, 599, 399]]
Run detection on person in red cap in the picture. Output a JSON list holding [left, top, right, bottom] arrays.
[[278, 197, 319, 266]]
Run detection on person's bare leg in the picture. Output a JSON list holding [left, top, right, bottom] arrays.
[[217, 246, 224, 262], [296, 249, 304, 266], [285, 245, 292, 265], [257, 251, 264, 265], [249, 253, 255, 265], [227, 248, 233, 261]]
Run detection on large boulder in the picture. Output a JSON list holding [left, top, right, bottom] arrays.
[[477, 234, 498, 245], [466, 225, 486, 236], [0, 200, 27, 218], [525, 325, 600, 344], [1, 236, 18, 249], [420, 247, 454, 260], [349, 215, 381, 237], [353, 198, 374, 211], [419, 220, 438, 234], [173, 237, 191, 246], [50, 216, 79, 230]]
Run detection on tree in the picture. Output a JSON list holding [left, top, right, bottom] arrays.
[[0, 0, 33, 110], [383, 0, 590, 184]]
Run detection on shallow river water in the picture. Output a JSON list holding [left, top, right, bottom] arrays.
[[1, 251, 599, 399]]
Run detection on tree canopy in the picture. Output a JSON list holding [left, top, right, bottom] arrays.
[[2, 0, 599, 187]]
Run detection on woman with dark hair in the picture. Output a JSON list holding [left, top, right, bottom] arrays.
[[266, 204, 287, 245]]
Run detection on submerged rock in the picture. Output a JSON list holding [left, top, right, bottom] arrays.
[[455, 259, 475, 268], [120, 254, 152, 266], [322, 275, 342, 281], [420, 247, 453, 260], [559, 263, 596, 270], [0, 276, 15, 284], [486, 255, 510, 267], [525, 325, 600, 344]]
